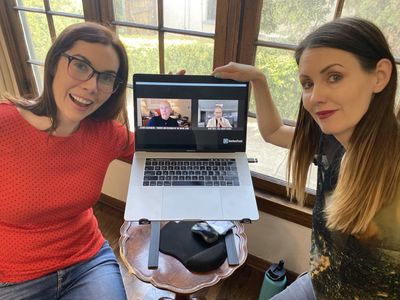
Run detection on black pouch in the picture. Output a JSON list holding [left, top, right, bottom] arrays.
[[159, 221, 227, 272]]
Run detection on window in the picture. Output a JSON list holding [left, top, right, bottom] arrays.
[[14, 0, 85, 93], [1, 0, 399, 209], [245, 0, 400, 192], [113, 0, 216, 78]]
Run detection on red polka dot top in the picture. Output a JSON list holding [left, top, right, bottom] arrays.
[[0, 102, 134, 283]]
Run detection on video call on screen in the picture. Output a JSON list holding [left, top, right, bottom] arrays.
[[133, 75, 249, 152]]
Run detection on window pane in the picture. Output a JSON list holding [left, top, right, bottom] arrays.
[[49, 0, 84, 14], [16, 0, 44, 9], [246, 117, 317, 190], [258, 0, 336, 45], [114, 0, 158, 25], [254, 47, 301, 120], [19, 11, 52, 62], [31, 64, 44, 94], [164, 0, 216, 33], [53, 16, 84, 36], [246, 117, 288, 180], [341, 1, 400, 58], [117, 27, 160, 78], [164, 33, 213, 74]]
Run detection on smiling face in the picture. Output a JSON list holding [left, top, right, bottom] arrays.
[[299, 47, 378, 147], [159, 101, 172, 120], [52, 41, 120, 133]]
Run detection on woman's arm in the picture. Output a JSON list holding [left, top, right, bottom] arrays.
[[213, 62, 294, 149]]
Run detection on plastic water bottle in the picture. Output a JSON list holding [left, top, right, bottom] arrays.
[[258, 260, 287, 300]]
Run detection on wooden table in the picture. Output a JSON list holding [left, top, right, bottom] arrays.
[[119, 221, 247, 300]]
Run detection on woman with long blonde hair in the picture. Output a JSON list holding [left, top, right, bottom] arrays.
[[213, 17, 400, 299]]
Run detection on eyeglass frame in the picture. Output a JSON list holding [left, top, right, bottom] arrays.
[[61, 53, 122, 94]]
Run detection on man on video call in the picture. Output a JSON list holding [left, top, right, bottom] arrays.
[[147, 100, 179, 127], [206, 105, 232, 128]]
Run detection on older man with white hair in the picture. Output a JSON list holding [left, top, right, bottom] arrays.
[[206, 105, 232, 128], [147, 100, 179, 127]]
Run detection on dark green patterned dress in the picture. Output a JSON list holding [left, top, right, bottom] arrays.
[[310, 135, 400, 299]]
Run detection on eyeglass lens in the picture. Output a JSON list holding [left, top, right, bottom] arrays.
[[68, 57, 119, 93]]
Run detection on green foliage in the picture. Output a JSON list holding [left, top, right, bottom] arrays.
[[53, 17, 83, 36], [122, 38, 159, 76], [21, 0, 83, 13], [49, 0, 84, 14], [20, 0, 84, 62], [121, 33, 213, 77], [260, 0, 336, 44], [17, 0, 43, 9], [254, 48, 301, 120], [164, 38, 213, 75], [22, 11, 52, 62], [341, 0, 400, 56]]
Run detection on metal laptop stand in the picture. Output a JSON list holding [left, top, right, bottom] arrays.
[[146, 220, 250, 269]]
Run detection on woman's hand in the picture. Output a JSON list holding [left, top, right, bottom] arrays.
[[168, 68, 186, 75], [212, 62, 265, 83], [213, 62, 294, 148]]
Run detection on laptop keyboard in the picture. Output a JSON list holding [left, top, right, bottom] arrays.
[[143, 158, 240, 186]]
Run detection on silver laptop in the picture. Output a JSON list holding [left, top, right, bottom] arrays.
[[124, 74, 259, 222]]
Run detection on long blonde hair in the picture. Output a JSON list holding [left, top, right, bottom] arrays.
[[288, 17, 400, 235]]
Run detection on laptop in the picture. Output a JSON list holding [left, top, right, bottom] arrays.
[[124, 74, 259, 222]]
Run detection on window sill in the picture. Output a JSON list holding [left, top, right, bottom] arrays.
[[254, 187, 312, 228]]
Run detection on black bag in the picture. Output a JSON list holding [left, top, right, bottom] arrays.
[[159, 221, 227, 272]]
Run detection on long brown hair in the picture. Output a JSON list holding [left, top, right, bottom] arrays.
[[288, 17, 400, 234], [11, 22, 130, 142]]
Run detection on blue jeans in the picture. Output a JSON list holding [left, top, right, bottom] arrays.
[[270, 272, 316, 300], [0, 241, 127, 300]]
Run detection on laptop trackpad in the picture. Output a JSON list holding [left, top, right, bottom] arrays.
[[162, 187, 222, 220]]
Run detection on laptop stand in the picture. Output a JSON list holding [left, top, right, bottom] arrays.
[[148, 221, 161, 269], [146, 221, 241, 269]]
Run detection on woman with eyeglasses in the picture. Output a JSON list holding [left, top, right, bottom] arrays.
[[0, 23, 133, 299], [214, 17, 400, 299]]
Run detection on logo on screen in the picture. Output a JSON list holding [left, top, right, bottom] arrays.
[[223, 138, 243, 144]]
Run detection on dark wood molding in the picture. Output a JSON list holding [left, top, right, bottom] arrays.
[[237, 0, 262, 65], [157, 0, 165, 74], [118, 157, 132, 164], [98, 0, 116, 29], [252, 172, 316, 212], [334, 0, 345, 19], [252, 172, 288, 198], [98, 193, 127, 212], [82, 0, 101, 23], [252, 172, 312, 228], [0, 0, 37, 97], [213, 0, 242, 68], [255, 190, 312, 228], [43, 1, 57, 43]]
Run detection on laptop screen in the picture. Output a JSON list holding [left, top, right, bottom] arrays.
[[133, 74, 249, 152]]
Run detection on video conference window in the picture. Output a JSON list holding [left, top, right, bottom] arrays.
[[198, 99, 238, 130], [138, 98, 192, 129]]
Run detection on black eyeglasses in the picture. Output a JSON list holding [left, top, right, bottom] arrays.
[[61, 53, 122, 94]]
